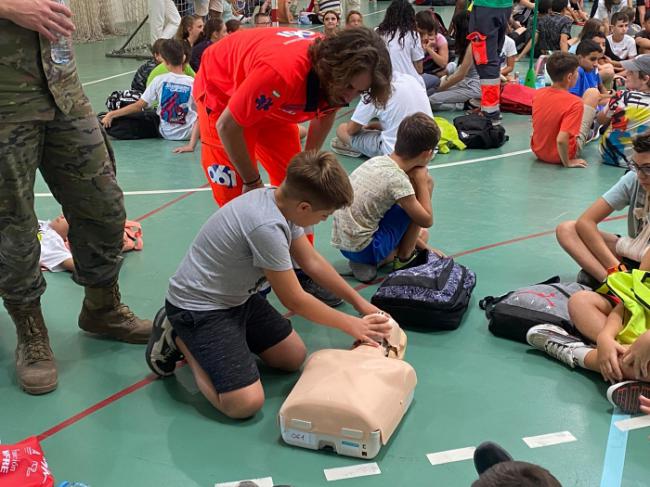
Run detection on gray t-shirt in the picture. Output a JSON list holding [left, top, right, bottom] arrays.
[[167, 188, 304, 311], [331, 155, 415, 252], [602, 171, 647, 238]]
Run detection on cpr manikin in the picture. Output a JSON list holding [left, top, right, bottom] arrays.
[[278, 314, 417, 459]]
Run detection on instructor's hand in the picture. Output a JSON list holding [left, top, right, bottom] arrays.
[[1, 0, 75, 42]]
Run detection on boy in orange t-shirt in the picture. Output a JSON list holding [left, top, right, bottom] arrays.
[[531, 52, 603, 168]]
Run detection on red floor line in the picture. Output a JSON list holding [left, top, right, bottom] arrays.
[[37, 215, 629, 440], [37, 375, 157, 441], [134, 183, 210, 222]]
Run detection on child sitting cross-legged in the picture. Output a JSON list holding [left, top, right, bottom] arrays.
[[146, 151, 392, 419], [526, 264, 650, 414], [531, 52, 602, 168], [331, 113, 440, 283], [556, 133, 650, 286]]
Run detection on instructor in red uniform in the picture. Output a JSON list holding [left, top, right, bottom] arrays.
[[194, 26, 391, 205]]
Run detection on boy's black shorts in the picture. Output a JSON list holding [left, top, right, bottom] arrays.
[[166, 294, 293, 393]]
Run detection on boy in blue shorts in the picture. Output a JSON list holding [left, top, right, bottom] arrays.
[[146, 151, 391, 419], [331, 113, 440, 283]]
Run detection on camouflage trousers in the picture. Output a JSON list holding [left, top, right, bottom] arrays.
[[0, 111, 126, 304]]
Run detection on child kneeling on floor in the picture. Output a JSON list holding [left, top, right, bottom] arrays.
[[531, 52, 601, 168], [331, 113, 439, 283], [146, 151, 391, 419]]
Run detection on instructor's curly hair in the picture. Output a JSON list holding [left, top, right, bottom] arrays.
[[376, 0, 417, 48], [309, 27, 392, 108]]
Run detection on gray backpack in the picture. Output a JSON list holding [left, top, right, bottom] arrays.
[[479, 276, 589, 344]]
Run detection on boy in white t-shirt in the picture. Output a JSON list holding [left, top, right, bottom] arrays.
[[500, 34, 518, 79], [102, 39, 198, 141], [331, 72, 433, 159], [39, 216, 74, 273], [331, 113, 440, 283], [607, 12, 637, 61]]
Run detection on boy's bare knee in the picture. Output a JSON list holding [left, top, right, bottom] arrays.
[[219, 389, 265, 419], [555, 220, 576, 244]]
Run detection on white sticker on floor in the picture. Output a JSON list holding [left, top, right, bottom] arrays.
[[324, 462, 381, 481], [215, 477, 274, 487], [426, 446, 476, 466], [523, 431, 577, 448], [615, 414, 650, 432]]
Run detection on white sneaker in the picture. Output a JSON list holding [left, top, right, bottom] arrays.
[[330, 137, 361, 158], [526, 324, 587, 368]]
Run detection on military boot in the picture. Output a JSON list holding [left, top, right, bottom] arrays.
[[4, 300, 58, 395], [78, 283, 152, 344]]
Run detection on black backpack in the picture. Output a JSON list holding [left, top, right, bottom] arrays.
[[453, 114, 508, 149], [479, 276, 589, 344], [371, 251, 477, 331], [105, 89, 142, 111]]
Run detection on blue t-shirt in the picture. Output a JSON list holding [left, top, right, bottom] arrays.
[[569, 67, 600, 97]]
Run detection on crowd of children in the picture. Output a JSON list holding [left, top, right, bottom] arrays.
[[92, 0, 650, 426], [15, 2, 649, 483]]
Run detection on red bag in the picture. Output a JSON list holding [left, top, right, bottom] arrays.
[[467, 32, 488, 65], [0, 436, 54, 487], [501, 83, 536, 115]]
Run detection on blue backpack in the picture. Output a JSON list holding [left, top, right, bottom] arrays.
[[371, 251, 477, 330]]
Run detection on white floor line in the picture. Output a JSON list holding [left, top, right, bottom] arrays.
[[82, 70, 137, 87], [428, 149, 532, 170], [35, 187, 213, 198], [35, 149, 531, 198]]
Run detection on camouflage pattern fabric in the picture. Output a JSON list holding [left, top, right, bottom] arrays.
[[0, 22, 126, 304]]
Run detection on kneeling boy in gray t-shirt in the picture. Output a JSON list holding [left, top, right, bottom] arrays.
[[146, 150, 392, 419]]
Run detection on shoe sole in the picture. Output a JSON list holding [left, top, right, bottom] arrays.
[[22, 380, 58, 395], [145, 307, 176, 377], [607, 381, 650, 414]]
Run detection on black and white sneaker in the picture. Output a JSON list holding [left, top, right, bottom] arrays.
[[526, 324, 587, 368], [607, 381, 650, 414], [146, 307, 183, 377], [296, 271, 343, 307]]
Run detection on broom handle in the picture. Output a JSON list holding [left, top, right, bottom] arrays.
[[528, 1, 539, 72]]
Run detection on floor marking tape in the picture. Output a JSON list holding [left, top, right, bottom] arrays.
[[522, 431, 577, 449], [615, 414, 650, 432], [323, 462, 381, 481], [428, 149, 532, 170], [215, 477, 274, 487], [34, 150, 534, 198], [426, 446, 476, 466], [600, 410, 630, 487], [81, 70, 137, 87]]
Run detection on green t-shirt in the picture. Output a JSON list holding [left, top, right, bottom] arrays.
[[473, 0, 513, 9], [146, 63, 195, 87]]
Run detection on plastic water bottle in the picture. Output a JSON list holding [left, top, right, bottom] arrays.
[[535, 74, 545, 89], [58, 482, 90, 487], [51, 0, 72, 65]]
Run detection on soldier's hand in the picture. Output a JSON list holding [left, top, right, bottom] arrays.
[[1, 0, 75, 42]]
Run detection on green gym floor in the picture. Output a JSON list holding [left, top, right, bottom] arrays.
[[1, 4, 648, 486]]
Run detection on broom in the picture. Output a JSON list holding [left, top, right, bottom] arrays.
[[524, 0, 539, 88]]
